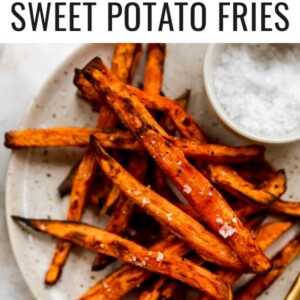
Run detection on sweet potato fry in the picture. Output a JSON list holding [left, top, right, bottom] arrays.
[[200, 220, 293, 300], [5, 128, 264, 163], [13, 216, 232, 300], [139, 254, 202, 300], [45, 147, 97, 284], [235, 235, 300, 300], [270, 199, 300, 217], [80, 235, 189, 300], [205, 165, 276, 205], [262, 170, 287, 198], [231, 160, 275, 186], [143, 43, 165, 95], [74, 68, 103, 111], [84, 58, 271, 275], [91, 136, 246, 270], [74, 44, 142, 108], [255, 221, 294, 250], [111, 43, 142, 82]]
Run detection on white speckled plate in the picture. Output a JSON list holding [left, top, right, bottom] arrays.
[[5, 44, 300, 300]]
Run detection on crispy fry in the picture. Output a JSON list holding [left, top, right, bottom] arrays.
[[255, 221, 293, 250], [83, 58, 271, 275], [200, 221, 293, 300], [74, 44, 142, 109], [235, 235, 300, 300], [5, 128, 264, 164], [143, 43, 165, 95], [232, 161, 275, 186], [45, 148, 97, 284], [111, 44, 142, 82], [206, 165, 276, 205], [270, 199, 300, 217], [139, 255, 201, 300], [13, 216, 232, 300], [74, 68, 102, 111], [81, 235, 189, 300], [91, 136, 246, 270], [262, 170, 287, 198], [159, 89, 190, 138]]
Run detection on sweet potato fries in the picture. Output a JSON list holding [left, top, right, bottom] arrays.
[[6, 44, 300, 300]]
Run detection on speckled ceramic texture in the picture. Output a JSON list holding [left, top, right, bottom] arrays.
[[6, 44, 300, 300]]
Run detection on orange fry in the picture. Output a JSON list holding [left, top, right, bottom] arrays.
[[5, 128, 264, 163], [13, 217, 232, 300], [235, 235, 300, 300], [200, 220, 293, 300], [80, 235, 189, 300], [45, 148, 97, 284]]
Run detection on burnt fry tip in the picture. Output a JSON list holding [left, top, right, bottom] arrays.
[[11, 215, 37, 231], [4, 132, 13, 148], [83, 57, 104, 77]]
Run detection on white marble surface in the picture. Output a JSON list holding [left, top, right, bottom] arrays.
[[0, 44, 80, 299]]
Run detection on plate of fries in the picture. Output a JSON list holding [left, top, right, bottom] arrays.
[[4, 44, 300, 300]]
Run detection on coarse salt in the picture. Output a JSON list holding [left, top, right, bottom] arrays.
[[156, 251, 164, 262], [216, 217, 223, 224], [219, 223, 237, 239], [166, 213, 173, 221], [142, 197, 149, 207], [213, 44, 300, 137], [134, 190, 141, 196], [232, 218, 238, 223], [177, 161, 182, 165], [183, 184, 192, 194]]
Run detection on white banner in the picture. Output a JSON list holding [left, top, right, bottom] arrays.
[[0, 0, 298, 43]]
